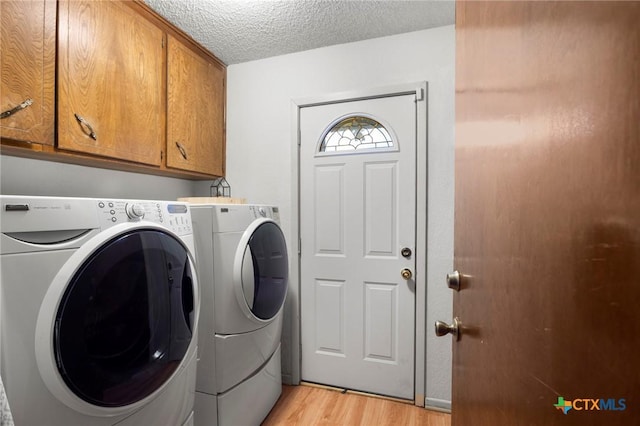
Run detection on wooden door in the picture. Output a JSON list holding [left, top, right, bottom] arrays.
[[300, 95, 417, 400], [167, 34, 225, 176], [0, 0, 55, 145], [57, 0, 164, 166], [452, 2, 640, 425]]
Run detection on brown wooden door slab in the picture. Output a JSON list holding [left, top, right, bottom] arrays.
[[453, 2, 640, 425]]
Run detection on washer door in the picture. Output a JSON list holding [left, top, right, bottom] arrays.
[[36, 223, 197, 416], [234, 218, 288, 322]]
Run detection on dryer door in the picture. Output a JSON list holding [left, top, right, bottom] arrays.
[[234, 219, 288, 322], [36, 224, 196, 415]]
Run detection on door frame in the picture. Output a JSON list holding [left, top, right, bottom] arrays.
[[290, 82, 428, 406]]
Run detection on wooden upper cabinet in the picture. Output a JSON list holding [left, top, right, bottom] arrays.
[[0, 0, 56, 145], [167, 34, 225, 176], [57, 0, 164, 166], [2, 0, 225, 178]]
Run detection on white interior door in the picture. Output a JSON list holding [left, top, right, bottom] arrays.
[[299, 94, 416, 400]]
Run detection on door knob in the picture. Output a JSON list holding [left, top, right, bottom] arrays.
[[446, 270, 460, 291], [435, 317, 460, 340], [401, 268, 413, 280]]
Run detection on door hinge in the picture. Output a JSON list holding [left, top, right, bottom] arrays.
[[298, 237, 301, 256], [297, 127, 301, 146]]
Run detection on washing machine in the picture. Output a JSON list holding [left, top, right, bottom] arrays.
[[0, 195, 199, 426], [190, 204, 288, 426]]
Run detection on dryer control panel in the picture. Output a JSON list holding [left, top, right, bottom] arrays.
[[250, 205, 270, 219], [96, 199, 192, 235], [249, 205, 281, 223]]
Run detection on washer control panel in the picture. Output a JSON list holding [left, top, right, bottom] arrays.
[[96, 199, 192, 235]]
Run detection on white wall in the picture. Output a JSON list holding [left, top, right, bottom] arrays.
[[1, 156, 199, 200], [221, 26, 455, 407]]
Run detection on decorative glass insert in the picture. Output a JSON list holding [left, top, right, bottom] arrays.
[[319, 116, 394, 153]]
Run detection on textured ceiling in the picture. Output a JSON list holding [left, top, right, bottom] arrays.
[[144, 0, 455, 65]]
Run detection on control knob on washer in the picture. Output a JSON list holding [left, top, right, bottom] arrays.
[[126, 203, 145, 219]]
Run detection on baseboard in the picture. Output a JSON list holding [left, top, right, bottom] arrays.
[[281, 373, 294, 385], [425, 397, 452, 413]]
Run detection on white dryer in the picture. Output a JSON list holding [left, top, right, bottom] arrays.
[[191, 204, 288, 426], [0, 195, 199, 426]]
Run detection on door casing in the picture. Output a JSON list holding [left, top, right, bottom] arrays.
[[290, 82, 428, 406]]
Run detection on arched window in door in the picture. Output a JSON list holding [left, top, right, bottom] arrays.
[[319, 115, 396, 153]]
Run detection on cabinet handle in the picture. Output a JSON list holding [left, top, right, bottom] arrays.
[[175, 142, 188, 160], [74, 114, 97, 140], [1, 98, 33, 119]]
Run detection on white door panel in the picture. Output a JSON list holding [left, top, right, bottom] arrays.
[[313, 164, 345, 255], [300, 94, 416, 400], [313, 279, 345, 355], [365, 161, 398, 256]]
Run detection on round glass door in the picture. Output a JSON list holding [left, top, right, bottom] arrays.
[[239, 221, 288, 320], [54, 229, 195, 407]]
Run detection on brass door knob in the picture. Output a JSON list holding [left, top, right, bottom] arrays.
[[435, 317, 460, 340], [401, 268, 413, 280]]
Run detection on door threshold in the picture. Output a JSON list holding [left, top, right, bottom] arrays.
[[299, 381, 414, 405]]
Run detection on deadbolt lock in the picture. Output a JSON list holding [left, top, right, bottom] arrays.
[[401, 247, 412, 258], [447, 270, 461, 291], [401, 268, 413, 280]]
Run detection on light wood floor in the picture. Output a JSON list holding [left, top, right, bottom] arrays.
[[262, 384, 451, 426]]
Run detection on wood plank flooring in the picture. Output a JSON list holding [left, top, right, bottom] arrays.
[[262, 384, 451, 426]]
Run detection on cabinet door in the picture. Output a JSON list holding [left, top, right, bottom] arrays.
[[57, 0, 164, 166], [167, 35, 225, 176], [0, 0, 56, 145]]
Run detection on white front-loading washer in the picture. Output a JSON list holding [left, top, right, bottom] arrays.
[[190, 204, 288, 426], [0, 195, 199, 426]]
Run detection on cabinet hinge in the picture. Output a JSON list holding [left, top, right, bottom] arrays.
[[162, 37, 165, 48], [160, 150, 164, 160]]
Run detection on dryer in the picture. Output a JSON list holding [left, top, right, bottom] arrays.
[[191, 204, 288, 426], [0, 195, 199, 426]]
